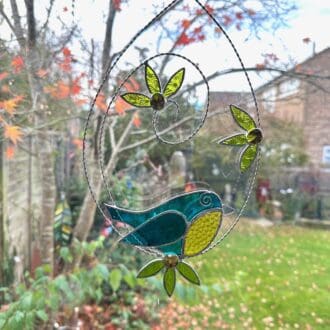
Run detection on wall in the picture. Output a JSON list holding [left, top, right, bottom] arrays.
[[256, 48, 330, 169], [302, 50, 330, 168]]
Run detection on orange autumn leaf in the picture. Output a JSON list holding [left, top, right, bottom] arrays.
[[256, 63, 266, 69], [181, 19, 191, 29], [0, 96, 24, 115], [74, 98, 89, 106], [95, 93, 108, 112], [1, 99, 18, 115], [113, 0, 122, 11], [0, 72, 9, 81], [62, 47, 72, 57], [5, 146, 15, 159], [214, 26, 222, 34], [71, 79, 81, 95], [115, 97, 131, 114], [72, 138, 83, 149], [123, 77, 140, 93], [58, 82, 71, 99], [37, 69, 48, 78], [59, 58, 72, 73], [133, 113, 141, 128], [45, 81, 79, 100], [11, 55, 25, 73], [44, 85, 56, 95], [48, 81, 71, 99], [1, 85, 10, 93], [4, 125, 23, 144], [129, 77, 140, 91]]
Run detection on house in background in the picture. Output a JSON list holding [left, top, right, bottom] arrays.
[[254, 47, 330, 217], [208, 47, 330, 219], [255, 47, 330, 174]]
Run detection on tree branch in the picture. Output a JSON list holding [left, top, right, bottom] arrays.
[[118, 108, 226, 153], [24, 0, 36, 48], [109, 117, 117, 149], [40, 0, 55, 35], [0, 3, 16, 35], [99, 65, 330, 123], [9, 0, 26, 49], [101, 0, 117, 92], [104, 115, 135, 175]]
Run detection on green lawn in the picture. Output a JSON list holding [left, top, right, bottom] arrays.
[[157, 220, 330, 329]]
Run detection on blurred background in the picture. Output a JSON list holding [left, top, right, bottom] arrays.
[[0, 0, 329, 329]]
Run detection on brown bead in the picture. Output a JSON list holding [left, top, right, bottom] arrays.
[[164, 254, 179, 268], [151, 93, 165, 110], [247, 128, 263, 144]]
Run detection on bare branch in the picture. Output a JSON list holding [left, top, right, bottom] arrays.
[[40, 0, 55, 35], [104, 115, 135, 175], [90, 38, 95, 81], [25, 115, 85, 132], [52, 17, 78, 56], [118, 108, 224, 153], [109, 117, 117, 149], [101, 0, 117, 92], [9, 0, 26, 48], [24, 0, 36, 48], [99, 65, 330, 122], [0, 3, 16, 35]]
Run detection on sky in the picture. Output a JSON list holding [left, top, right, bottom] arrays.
[[71, 0, 330, 91], [1, 0, 329, 91]]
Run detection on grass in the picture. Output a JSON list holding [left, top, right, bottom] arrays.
[[156, 220, 330, 329]]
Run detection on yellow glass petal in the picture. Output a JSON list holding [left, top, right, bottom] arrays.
[[183, 210, 222, 257], [163, 68, 185, 98], [230, 105, 256, 132], [145, 64, 161, 94]]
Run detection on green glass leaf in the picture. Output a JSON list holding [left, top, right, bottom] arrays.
[[230, 105, 256, 132], [163, 267, 176, 297], [176, 261, 200, 285], [240, 144, 258, 172], [121, 93, 151, 108], [218, 133, 247, 146], [137, 259, 165, 278], [163, 68, 185, 98], [145, 64, 161, 94]]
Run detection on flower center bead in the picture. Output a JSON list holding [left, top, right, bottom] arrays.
[[247, 128, 263, 145], [151, 93, 165, 110], [164, 254, 179, 268]]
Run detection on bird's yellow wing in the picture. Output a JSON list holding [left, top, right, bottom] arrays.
[[183, 210, 222, 257]]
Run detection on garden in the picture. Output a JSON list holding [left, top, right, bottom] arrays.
[[1, 0, 329, 329]]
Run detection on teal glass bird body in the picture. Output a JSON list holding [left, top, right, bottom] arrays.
[[105, 190, 222, 257]]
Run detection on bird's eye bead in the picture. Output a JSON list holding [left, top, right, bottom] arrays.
[[200, 193, 212, 207], [164, 254, 179, 268], [151, 93, 165, 110], [246, 128, 263, 145]]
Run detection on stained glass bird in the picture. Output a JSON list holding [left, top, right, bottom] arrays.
[[105, 190, 222, 296], [217, 104, 263, 172]]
